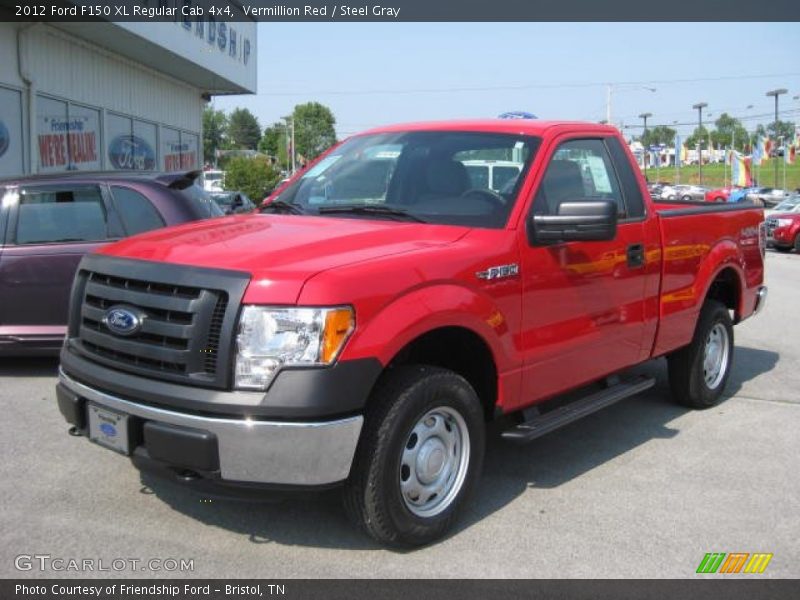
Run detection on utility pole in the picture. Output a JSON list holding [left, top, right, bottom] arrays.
[[693, 102, 708, 185], [766, 88, 787, 188], [639, 113, 652, 178]]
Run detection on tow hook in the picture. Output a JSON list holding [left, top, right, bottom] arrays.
[[68, 426, 83, 437]]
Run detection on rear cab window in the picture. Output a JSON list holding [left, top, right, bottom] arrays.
[[11, 185, 110, 245]]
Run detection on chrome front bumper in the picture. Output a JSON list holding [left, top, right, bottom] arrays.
[[58, 369, 363, 486]]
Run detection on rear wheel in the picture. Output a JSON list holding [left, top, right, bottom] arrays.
[[681, 194, 693, 202], [344, 366, 485, 547], [668, 300, 734, 409]]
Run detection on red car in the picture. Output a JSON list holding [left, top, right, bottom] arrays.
[[766, 212, 800, 252], [0, 171, 223, 355], [56, 121, 766, 547]]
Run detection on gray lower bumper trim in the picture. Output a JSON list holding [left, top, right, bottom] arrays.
[[59, 369, 362, 486]]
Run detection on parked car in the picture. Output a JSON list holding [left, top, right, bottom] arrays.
[[0, 170, 223, 356], [746, 187, 790, 208], [765, 194, 800, 217], [202, 169, 225, 192], [56, 120, 765, 547], [704, 186, 753, 203], [766, 212, 800, 252], [671, 184, 707, 201], [210, 191, 256, 215]]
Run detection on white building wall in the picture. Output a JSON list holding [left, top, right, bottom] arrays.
[[27, 25, 202, 132]]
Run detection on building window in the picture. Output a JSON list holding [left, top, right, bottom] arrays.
[[0, 86, 24, 177], [163, 127, 199, 171], [107, 112, 156, 171], [36, 96, 101, 173]]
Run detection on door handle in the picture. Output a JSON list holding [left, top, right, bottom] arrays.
[[626, 243, 645, 268]]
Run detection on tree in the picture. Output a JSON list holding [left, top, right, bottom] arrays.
[[766, 120, 796, 142], [223, 156, 281, 201], [227, 108, 262, 150], [686, 125, 710, 149], [292, 102, 337, 162], [709, 113, 749, 151], [640, 125, 676, 148], [202, 107, 228, 165], [258, 122, 289, 169]]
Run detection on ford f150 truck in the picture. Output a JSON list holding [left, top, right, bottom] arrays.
[[56, 121, 767, 547]]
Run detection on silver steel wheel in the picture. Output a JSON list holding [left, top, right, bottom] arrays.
[[703, 322, 730, 389], [399, 406, 470, 518]]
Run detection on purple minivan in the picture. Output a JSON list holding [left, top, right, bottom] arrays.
[[0, 170, 223, 356]]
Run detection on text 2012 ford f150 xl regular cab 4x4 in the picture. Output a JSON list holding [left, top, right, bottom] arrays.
[[56, 121, 767, 547]]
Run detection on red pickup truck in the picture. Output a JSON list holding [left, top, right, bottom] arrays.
[[56, 121, 767, 547]]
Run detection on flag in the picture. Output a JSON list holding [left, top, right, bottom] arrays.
[[731, 151, 753, 187], [764, 137, 773, 158], [674, 135, 682, 167]]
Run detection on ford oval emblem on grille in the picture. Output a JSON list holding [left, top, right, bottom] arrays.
[[102, 306, 143, 336]]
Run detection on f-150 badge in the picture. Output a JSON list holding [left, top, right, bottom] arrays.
[[476, 263, 519, 280]]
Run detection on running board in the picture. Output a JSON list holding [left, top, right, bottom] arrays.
[[501, 376, 656, 444]]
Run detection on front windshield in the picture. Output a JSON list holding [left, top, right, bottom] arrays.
[[774, 196, 800, 211], [273, 131, 540, 228]]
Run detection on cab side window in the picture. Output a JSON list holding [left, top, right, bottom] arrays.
[[110, 186, 165, 236], [14, 186, 109, 245], [534, 139, 626, 217]]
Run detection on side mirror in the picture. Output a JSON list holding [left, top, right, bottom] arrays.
[[530, 200, 617, 245]]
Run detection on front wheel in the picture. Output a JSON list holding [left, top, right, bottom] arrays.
[[343, 366, 485, 547], [667, 300, 734, 408]]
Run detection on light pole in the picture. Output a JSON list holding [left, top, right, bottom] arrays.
[[639, 112, 652, 177], [693, 102, 708, 185], [766, 88, 787, 187]]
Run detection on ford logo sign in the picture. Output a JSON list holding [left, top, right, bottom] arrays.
[[108, 135, 156, 170], [0, 120, 9, 158], [100, 423, 117, 437], [102, 306, 143, 336]]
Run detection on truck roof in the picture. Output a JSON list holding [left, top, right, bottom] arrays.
[[359, 119, 618, 137]]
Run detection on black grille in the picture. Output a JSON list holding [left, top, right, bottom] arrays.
[[67, 255, 250, 389], [766, 217, 777, 235]]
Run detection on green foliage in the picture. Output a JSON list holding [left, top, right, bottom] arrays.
[[767, 120, 796, 142], [223, 156, 281, 201], [292, 102, 337, 162], [227, 108, 262, 150], [685, 125, 711, 149], [709, 113, 749, 151], [258, 122, 290, 170], [641, 125, 676, 148], [202, 108, 228, 165]]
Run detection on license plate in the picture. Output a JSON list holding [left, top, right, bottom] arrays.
[[88, 404, 131, 455]]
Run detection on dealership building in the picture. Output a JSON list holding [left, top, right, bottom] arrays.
[[0, 13, 257, 178]]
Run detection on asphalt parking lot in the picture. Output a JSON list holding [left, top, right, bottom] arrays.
[[1, 251, 798, 579]]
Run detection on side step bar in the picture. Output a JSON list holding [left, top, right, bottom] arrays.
[[501, 375, 656, 444]]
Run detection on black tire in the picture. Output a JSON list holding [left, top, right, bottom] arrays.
[[343, 365, 485, 547], [774, 245, 791, 253], [667, 300, 734, 409], [681, 194, 693, 202]]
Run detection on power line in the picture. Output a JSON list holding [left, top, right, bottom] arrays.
[[253, 72, 800, 97]]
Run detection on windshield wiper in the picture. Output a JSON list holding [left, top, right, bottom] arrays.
[[260, 199, 306, 215], [317, 204, 427, 223]]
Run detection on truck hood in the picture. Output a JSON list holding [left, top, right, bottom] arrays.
[[98, 214, 469, 303]]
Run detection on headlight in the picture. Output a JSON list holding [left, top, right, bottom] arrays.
[[234, 306, 354, 390], [776, 218, 793, 228]]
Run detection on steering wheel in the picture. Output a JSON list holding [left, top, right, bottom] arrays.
[[460, 188, 506, 209]]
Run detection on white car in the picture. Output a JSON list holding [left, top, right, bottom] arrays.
[[765, 195, 800, 217], [202, 170, 225, 192]]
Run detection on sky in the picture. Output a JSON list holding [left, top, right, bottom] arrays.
[[213, 22, 800, 141]]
